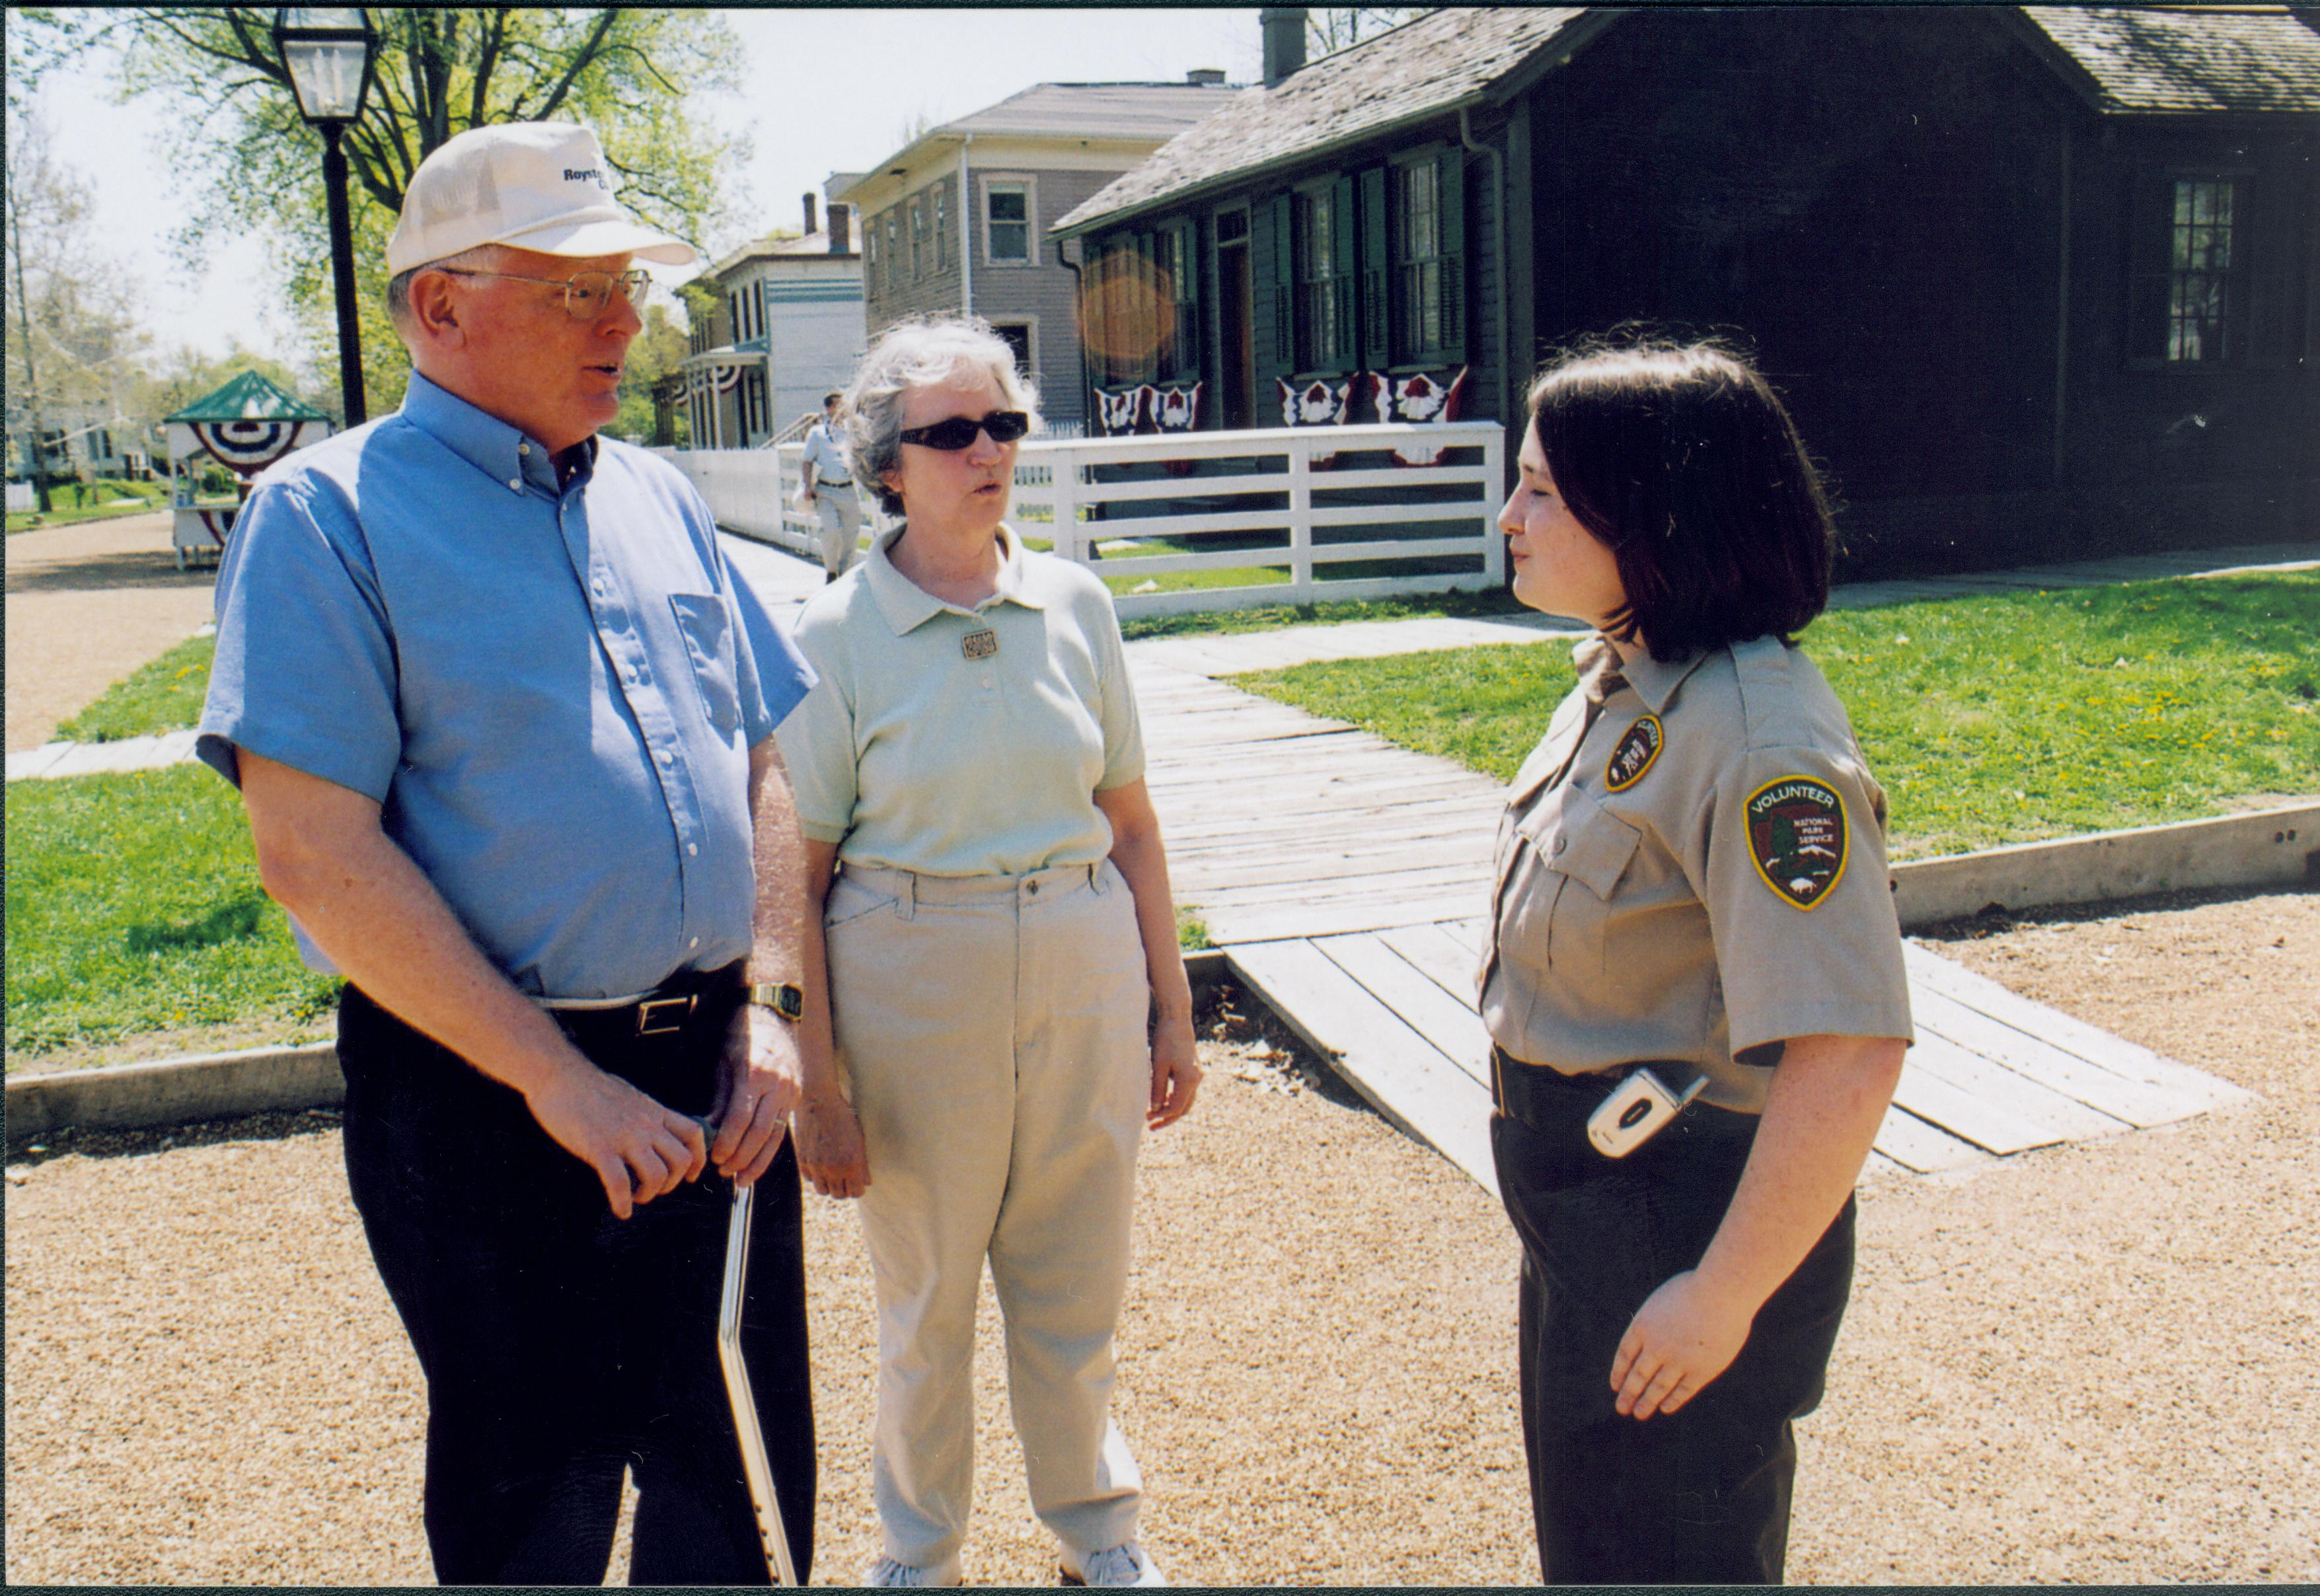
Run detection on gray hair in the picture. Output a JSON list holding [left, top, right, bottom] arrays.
[[384, 243, 510, 341], [841, 314, 1041, 515]]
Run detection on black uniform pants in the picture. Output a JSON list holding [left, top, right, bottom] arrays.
[[1490, 1050, 1855, 1585], [336, 975, 815, 1585]]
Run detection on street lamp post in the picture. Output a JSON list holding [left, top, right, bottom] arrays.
[[274, 8, 379, 427]]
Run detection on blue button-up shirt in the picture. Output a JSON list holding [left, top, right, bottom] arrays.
[[198, 373, 815, 999]]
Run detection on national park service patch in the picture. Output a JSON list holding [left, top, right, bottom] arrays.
[[1604, 715, 1664, 792], [1744, 776, 1849, 910]]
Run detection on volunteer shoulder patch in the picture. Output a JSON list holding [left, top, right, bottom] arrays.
[[1604, 714, 1663, 792], [1744, 776, 1849, 910]]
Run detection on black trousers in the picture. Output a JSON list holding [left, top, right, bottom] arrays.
[[336, 975, 816, 1585], [1490, 1051, 1855, 1585]]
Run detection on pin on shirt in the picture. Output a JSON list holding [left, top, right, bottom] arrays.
[[961, 628, 998, 661]]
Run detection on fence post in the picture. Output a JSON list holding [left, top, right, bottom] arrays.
[[1287, 434, 1314, 596], [1052, 444, 1084, 565], [1481, 428, 1505, 585]]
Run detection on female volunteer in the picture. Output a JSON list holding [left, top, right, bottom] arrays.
[[1481, 339, 1911, 1584], [778, 315, 1199, 1589]]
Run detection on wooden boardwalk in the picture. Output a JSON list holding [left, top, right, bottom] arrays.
[[1134, 659, 2255, 1194]]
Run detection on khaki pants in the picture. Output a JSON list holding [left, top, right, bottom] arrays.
[[813, 486, 862, 576], [825, 859, 1150, 1577]]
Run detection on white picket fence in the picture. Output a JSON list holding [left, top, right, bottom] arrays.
[[657, 419, 1504, 618]]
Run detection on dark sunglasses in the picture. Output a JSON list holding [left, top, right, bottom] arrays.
[[897, 410, 1031, 451]]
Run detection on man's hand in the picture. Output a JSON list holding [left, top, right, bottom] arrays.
[[524, 1061, 708, 1221], [709, 1003, 803, 1186], [1147, 1013, 1202, 1130], [794, 1093, 871, 1199], [1608, 1268, 1754, 1419]]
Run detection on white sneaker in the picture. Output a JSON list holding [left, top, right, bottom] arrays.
[[864, 1554, 959, 1587], [1060, 1542, 1166, 1587]]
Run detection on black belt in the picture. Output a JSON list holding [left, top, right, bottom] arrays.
[[546, 962, 744, 1042], [815, 478, 854, 489]]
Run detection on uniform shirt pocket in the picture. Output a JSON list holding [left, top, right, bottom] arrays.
[[1534, 783, 1641, 980], [668, 593, 742, 736]]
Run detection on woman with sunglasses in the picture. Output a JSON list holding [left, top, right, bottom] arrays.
[[1483, 338, 1911, 1583], [775, 314, 1199, 1588]]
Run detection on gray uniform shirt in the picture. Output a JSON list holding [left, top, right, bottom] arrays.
[[1479, 633, 1913, 1114]]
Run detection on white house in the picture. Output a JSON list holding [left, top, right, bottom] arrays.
[[682, 196, 866, 449]]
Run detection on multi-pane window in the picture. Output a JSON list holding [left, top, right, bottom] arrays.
[[933, 184, 950, 272], [864, 219, 880, 295], [909, 197, 927, 281], [884, 213, 900, 289], [1296, 188, 1350, 369], [1161, 223, 1198, 381], [2166, 178, 2237, 363], [1395, 161, 1443, 359], [987, 182, 1029, 262]]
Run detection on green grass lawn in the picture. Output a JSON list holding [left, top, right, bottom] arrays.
[[1234, 573, 2320, 859], [5, 766, 342, 1067], [55, 635, 216, 743]]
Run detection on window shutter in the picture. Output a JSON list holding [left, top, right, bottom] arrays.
[[1361, 166, 1390, 370], [2125, 170, 2169, 363], [2246, 174, 2290, 369], [1331, 172, 1358, 368], [1269, 193, 1296, 372], [1439, 147, 1466, 358]]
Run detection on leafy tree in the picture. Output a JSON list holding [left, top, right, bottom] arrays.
[[614, 301, 691, 447], [3, 105, 148, 507], [28, 8, 751, 420]]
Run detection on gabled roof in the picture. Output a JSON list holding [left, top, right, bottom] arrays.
[[698, 229, 858, 282], [1055, 5, 2320, 238], [948, 81, 1242, 141], [163, 371, 328, 424], [2018, 7, 2320, 113], [1052, 9, 1592, 235]]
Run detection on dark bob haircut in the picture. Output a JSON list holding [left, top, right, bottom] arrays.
[[1526, 338, 1836, 663]]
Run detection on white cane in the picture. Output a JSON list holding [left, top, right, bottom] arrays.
[[717, 1173, 801, 1586]]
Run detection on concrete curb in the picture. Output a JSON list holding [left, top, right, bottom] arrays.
[[1890, 801, 2318, 929], [4, 949, 1240, 1147]]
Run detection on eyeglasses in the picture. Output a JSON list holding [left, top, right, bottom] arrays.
[[435, 266, 653, 320], [896, 410, 1031, 451]]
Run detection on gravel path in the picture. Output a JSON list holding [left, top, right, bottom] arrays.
[[8, 890, 2316, 1584], [5, 512, 214, 751]]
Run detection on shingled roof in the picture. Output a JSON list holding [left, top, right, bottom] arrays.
[[947, 81, 1241, 141], [2019, 7, 2320, 114], [1051, 8, 1592, 235], [1055, 5, 2320, 237]]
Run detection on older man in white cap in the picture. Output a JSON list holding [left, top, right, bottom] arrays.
[[198, 122, 828, 1583]]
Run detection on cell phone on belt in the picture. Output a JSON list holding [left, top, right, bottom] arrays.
[[1587, 1068, 1709, 1158]]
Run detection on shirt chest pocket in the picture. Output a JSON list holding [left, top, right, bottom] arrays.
[[1513, 783, 1641, 974], [669, 593, 742, 737]]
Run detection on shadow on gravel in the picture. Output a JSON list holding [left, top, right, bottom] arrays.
[[6, 552, 216, 593], [8, 1106, 343, 1170], [1913, 878, 2320, 942]]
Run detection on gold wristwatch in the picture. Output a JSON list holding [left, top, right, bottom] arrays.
[[746, 981, 805, 1023]]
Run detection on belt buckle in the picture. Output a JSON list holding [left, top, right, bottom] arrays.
[[636, 994, 694, 1036]]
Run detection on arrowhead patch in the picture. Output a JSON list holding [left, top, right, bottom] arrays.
[[1604, 714, 1663, 793], [1744, 776, 1849, 910]]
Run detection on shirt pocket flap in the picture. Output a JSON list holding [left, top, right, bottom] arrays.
[[1531, 783, 1640, 900], [668, 593, 742, 735]]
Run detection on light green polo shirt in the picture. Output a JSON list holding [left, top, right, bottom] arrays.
[[776, 525, 1146, 876]]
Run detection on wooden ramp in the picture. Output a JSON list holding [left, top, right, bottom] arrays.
[[1135, 661, 2255, 1193]]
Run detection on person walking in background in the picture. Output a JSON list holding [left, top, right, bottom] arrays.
[[777, 315, 1201, 1588], [1479, 338, 1911, 1583], [196, 122, 821, 1584], [800, 390, 863, 581]]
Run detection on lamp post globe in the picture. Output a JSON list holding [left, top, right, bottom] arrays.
[[273, 7, 379, 427]]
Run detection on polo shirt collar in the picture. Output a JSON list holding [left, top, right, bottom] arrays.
[[398, 372, 589, 496], [864, 524, 1047, 636]]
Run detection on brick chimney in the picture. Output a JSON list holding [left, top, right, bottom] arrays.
[[1261, 8, 1306, 88], [803, 192, 818, 236]]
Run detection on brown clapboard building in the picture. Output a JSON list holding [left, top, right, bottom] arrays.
[[1051, 7, 2320, 577]]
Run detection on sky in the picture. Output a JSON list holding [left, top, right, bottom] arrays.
[[24, 7, 1271, 367]]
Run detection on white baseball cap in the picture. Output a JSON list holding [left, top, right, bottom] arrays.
[[386, 122, 696, 275]]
